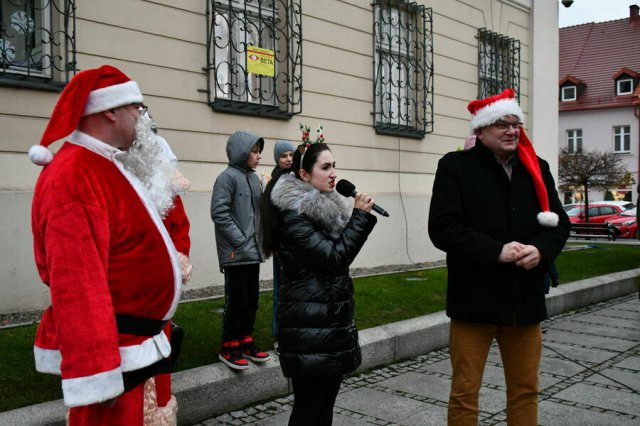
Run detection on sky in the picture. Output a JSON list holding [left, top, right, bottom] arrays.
[[558, 0, 635, 27], [558, 0, 640, 28]]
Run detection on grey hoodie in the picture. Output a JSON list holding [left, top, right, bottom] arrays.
[[210, 131, 265, 269]]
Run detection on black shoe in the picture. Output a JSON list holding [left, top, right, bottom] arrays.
[[240, 336, 271, 363], [219, 340, 250, 370]]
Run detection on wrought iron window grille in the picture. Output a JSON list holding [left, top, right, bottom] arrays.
[[373, 0, 433, 139], [0, 0, 76, 90], [477, 28, 520, 100], [206, 0, 302, 119]]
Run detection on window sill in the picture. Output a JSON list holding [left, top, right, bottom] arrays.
[[375, 123, 427, 139], [210, 99, 295, 120], [0, 75, 66, 92]]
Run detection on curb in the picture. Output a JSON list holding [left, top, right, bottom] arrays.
[[1, 268, 638, 425]]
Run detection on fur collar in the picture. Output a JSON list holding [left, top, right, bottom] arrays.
[[271, 173, 353, 238]]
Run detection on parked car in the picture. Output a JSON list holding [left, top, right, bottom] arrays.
[[605, 208, 638, 239], [564, 203, 626, 224], [563, 201, 635, 213]]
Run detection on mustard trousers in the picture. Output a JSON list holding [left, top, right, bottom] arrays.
[[448, 319, 542, 426]]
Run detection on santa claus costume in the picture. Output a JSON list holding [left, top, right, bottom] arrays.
[[30, 65, 182, 425]]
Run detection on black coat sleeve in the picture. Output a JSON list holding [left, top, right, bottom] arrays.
[[428, 154, 504, 268]]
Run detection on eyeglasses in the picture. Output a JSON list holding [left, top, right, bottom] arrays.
[[493, 120, 522, 131], [133, 103, 148, 115]]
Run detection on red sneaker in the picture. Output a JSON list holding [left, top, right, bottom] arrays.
[[239, 336, 271, 363], [219, 340, 249, 370]]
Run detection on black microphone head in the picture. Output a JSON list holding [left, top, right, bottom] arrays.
[[336, 179, 356, 197]]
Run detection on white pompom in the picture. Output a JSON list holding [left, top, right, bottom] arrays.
[[29, 145, 54, 166], [537, 211, 559, 228]]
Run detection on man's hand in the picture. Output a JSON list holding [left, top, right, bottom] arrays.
[[498, 241, 525, 263], [514, 245, 541, 270]]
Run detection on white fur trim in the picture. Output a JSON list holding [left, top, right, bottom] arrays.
[[470, 98, 524, 131], [34, 330, 171, 375], [69, 130, 119, 159], [61, 366, 124, 407], [537, 211, 559, 228], [83, 80, 143, 116], [120, 331, 172, 371], [69, 130, 182, 319], [33, 346, 62, 374], [29, 144, 54, 165]]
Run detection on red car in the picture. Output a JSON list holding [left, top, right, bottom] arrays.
[[606, 208, 638, 239], [565, 203, 625, 224]]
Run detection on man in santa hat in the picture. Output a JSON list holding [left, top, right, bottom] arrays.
[[428, 89, 570, 425], [30, 65, 184, 425]]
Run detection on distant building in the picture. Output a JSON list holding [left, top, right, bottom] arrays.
[[559, 4, 640, 204]]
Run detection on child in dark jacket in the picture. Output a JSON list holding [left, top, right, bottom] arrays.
[[210, 131, 270, 370]]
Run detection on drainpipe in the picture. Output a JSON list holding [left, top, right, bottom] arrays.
[[635, 103, 640, 239]]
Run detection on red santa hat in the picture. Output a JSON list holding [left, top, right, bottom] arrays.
[[29, 65, 143, 165], [468, 88, 559, 227]]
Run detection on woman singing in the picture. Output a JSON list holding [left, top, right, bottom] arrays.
[[261, 130, 377, 426]]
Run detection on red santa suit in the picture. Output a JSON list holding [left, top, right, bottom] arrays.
[[31, 130, 182, 423]]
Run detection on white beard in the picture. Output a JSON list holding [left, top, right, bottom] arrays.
[[117, 114, 185, 218]]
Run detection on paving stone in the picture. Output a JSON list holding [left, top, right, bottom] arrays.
[[332, 411, 376, 425], [336, 387, 432, 423], [543, 329, 637, 352], [554, 382, 640, 416], [551, 319, 640, 340], [595, 307, 639, 320], [538, 353, 589, 377], [576, 313, 639, 330], [377, 371, 450, 404], [401, 403, 448, 425], [614, 355, 640, 371], [542, 340, 618, 364], [585, 366, 640, 392], [252, 410, 290, 425], [539, 400, 639, 426]]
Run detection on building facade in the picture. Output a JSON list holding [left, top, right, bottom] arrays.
[[558, 5, 640, 204], [0, 0, 559, 314]]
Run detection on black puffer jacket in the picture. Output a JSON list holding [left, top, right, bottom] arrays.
[[270, 174, 377, 378]]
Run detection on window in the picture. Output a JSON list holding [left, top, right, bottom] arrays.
[[600, 206, 617, 216], [206, 0, 302, 119], [567, 129, 582, 153], [616, 78, 633, 95], [0, 0, 76, 89], [477, 28, 520, 99], [373, 0, 433, 139], [613, 125, 630, 153], [561, 85, 577, 101]]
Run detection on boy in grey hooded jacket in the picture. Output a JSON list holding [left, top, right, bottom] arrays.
[[210, 131, 270, 370]]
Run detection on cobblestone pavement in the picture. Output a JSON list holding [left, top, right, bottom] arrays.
[[193, 293, 640, 425]]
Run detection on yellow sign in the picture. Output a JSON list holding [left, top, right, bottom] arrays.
[[247, 45, 275, 77]]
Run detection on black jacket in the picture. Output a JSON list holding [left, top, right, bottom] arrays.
[[270, 174, 377, 377], [428, 141, 570, 325]]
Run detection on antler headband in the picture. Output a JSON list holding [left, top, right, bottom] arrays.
[[298, 123, 324, 170]]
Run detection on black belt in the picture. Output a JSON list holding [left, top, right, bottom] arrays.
[[115, 313, 168, 336], [123, 358, 171, 391]]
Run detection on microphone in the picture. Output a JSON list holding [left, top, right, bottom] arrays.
[[336, 179, 390, 217]]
